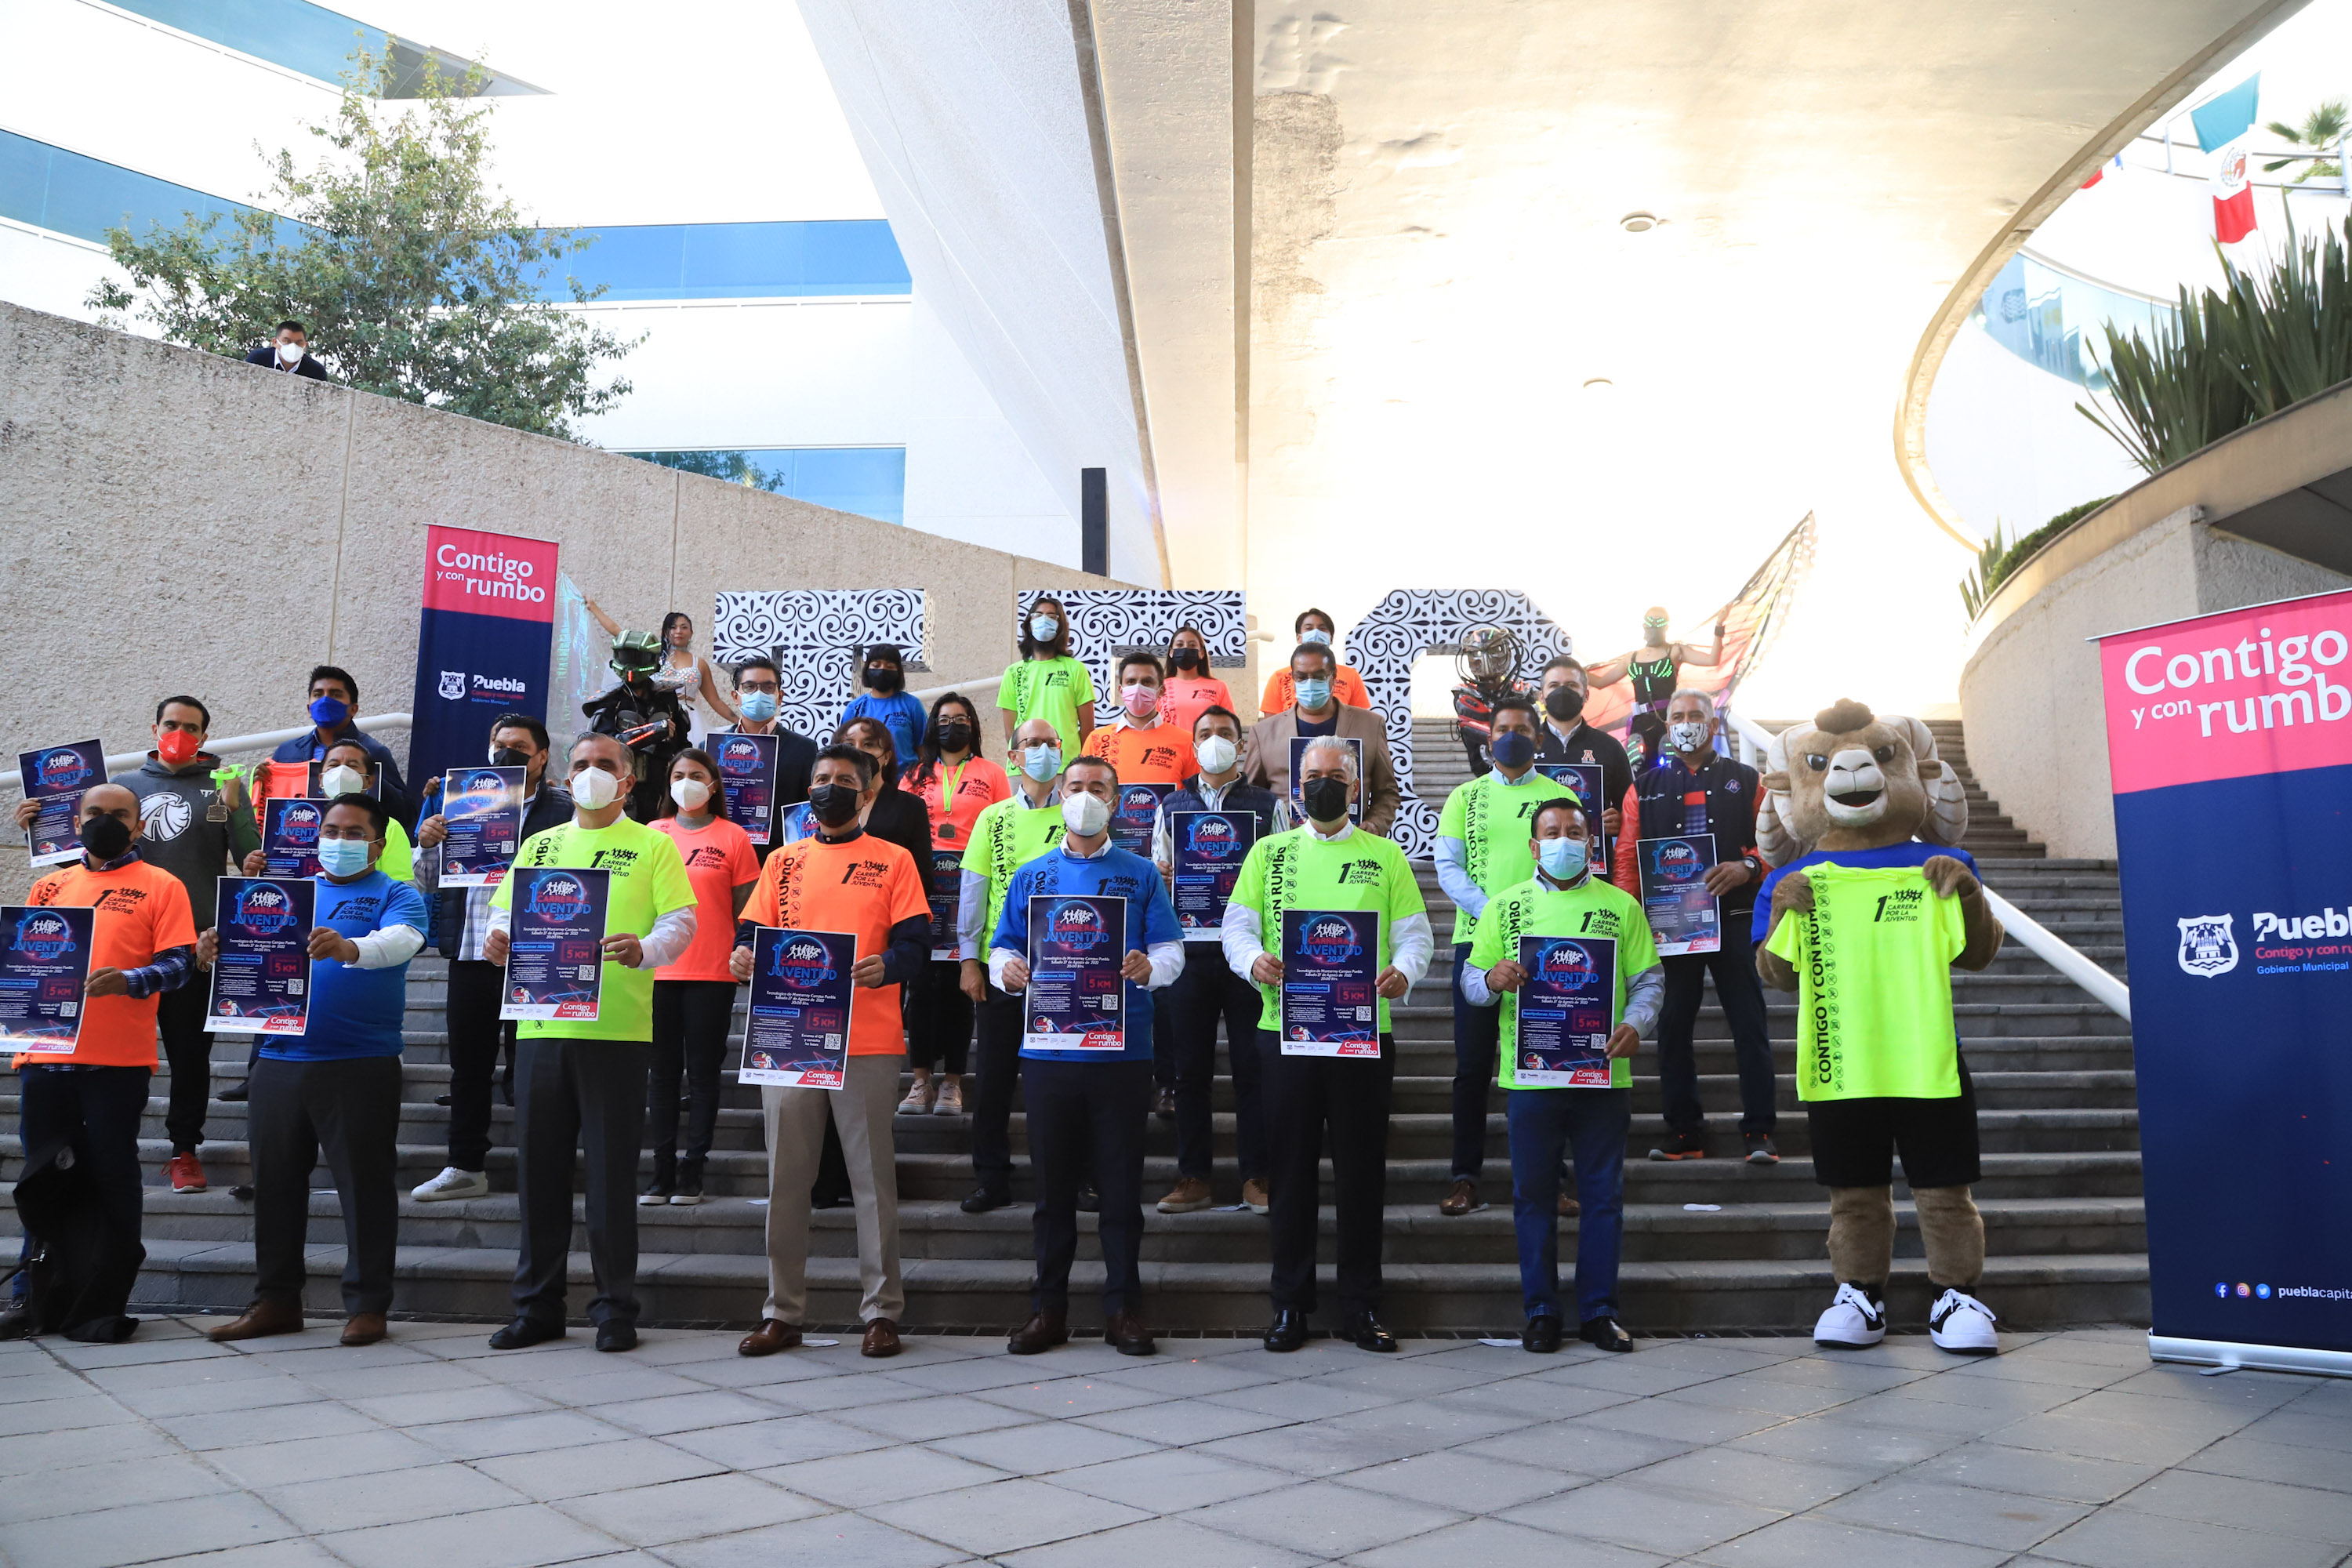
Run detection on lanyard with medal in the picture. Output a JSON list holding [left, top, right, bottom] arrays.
[[934, 758, 971, 841]]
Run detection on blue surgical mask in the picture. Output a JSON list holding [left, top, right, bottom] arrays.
[[1294, 677, 1333, 710], [738, 691, 779, 723], [1021, 743, 1062, 782], [1537, 837, 1588, 882], [308, 695, 350, 727], [1490, 731, 1534, 769], [1030, 615, 1061, 642], [1299, 628, 1332, 645], [316, 837, 373, 878]]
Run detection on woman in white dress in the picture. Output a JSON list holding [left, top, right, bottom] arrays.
[[583, 601, 739, 746]]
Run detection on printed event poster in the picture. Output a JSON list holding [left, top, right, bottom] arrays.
[[18, 739, 106, 869], [501, 866, 609, 1022], [205, 878, 315, 1036], [1636, 834, 1722, 955], [1109, 782, 1170, 857], [1536, 762, 1609, 866], [927, 849, 964, 961], [0, 905, 94, 1052], [1287, 735, 1363, 824], [1171, 811, 1258, 937], [1515, 934, 1617, 1086], [1024, 895, 1127, 1051], [263, 797, 328, 879], [713, 731, 779, 846], [740, 927, 855, 1089], [1279, 908, 1381, 1057], [439, 766, 525, 887]]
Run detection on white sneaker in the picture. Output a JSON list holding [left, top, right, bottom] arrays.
[[1929, 1289, 1999, 1356], [898, 1079, 935, 1115], [411, 1166, 489, 1203], [1813, 1283, 1887, 1348]]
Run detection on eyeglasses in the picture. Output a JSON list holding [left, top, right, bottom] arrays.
[[737, 680, 780, 693]]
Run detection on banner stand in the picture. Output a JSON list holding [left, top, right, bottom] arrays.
[[2149, 1334, 2352, 1378]]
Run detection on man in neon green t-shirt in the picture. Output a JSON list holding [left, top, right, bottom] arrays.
[[997, 597, 1097, 753], [1465, 797, 1661, 1352], [1223, 736, 1432, 1355], [485, 733, 696, 1353]]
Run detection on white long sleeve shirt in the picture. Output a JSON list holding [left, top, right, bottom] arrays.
[[1217, 820, 1435, 993]]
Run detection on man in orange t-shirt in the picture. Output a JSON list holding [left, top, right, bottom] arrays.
[[729, 745, 931, 1359], [5, 784, 198, 1342]]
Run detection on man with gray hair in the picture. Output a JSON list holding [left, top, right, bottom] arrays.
[[1612, 688, 1774, 1163]]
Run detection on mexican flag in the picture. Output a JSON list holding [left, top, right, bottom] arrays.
[[2211, 137, 2258, 245]]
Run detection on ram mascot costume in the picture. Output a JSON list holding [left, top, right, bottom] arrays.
[[1751, 700, 2007, 1355]]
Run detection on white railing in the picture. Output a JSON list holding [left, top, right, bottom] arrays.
[[0, 713, 416, 799], [908, 675, 1004, 707], [1719, 708, 2131, 1022]]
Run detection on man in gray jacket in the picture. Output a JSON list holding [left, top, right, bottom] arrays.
[[1243, 643, 1401, 837]]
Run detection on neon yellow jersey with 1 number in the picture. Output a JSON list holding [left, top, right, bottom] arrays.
[[997, 656, 1096, 756], [1228, 827, 1426, 1034], [1763, 865, 1966, 1102], [1437, 768, 1570, 945], [1466, 874, 1657, 1090]]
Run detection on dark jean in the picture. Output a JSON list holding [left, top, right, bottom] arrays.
[[155, 982, 216, 1154], [905, 960, 972, 1076], [1171, 946, 1265, 1183], [649, 979, 735, 1181], [16, 1065, 151, 1322], [1023, 1058, 1152, 1316], [1656, 937, 1777, 1135], [445, 959, 517, 1173], [1450, 941, 1502, 1180], [1505, 1087, 1630, 1324], [248, 1054, 402, 1316]]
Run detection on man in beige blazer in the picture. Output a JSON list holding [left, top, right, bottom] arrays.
[[1243, 642, 1400, 835]]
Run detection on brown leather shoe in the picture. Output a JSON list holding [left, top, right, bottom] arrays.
[[1558, 1193, 1581, 1218], [340, 1312, 388, 1347], [1007, 1309, 1069, 1355], [739, 1319, 803, 1357], [1439, 1178, 1480, 1216], [208, 1298, 304, 1341], [1104, 1312, 1156, 1356], [861, 1318, 902, 1358], [1156, 1176, 1213, 1214]]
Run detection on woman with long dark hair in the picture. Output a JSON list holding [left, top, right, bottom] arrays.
[[898, 694, 1010, 1114], [996, 594, 1094, 753]]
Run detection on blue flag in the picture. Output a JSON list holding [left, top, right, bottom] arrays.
[[2190, 74, 2259, 153]]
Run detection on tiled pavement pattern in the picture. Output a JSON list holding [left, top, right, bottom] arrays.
[[2, 1323, 2347, 1568]]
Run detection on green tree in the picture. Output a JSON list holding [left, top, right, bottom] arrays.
[[2263, 98, 2349, 184], [89, 47, 636, 440]]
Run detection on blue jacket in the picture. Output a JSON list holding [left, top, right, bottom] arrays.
[[991, 841, 1182, 1063], [271, 724, 411, 824]]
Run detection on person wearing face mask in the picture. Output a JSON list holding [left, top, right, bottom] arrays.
[[989, 756, 1186, 1356], [1243, 644, 1401, 835], [410, 715, 573, 1203], [645, 750, 760, 1204], [1534, 656, 1632, 866], [1585, 607, 1726, 771], [267, 665, 411, 827], [1433, 695, 1572, 1218], [1259, 608, 1372, 713], [579, 606, 741, 748], [731, 746, 933, 1359], [1612, 690, 1773, 1164], [1150, 706, 1290, 1214], [1, 785, 197, 1343], [997, 596, 1096, 753], [840, 644, 928, 767], [1224, 738, 1432, 1353], [198, 795, 428, 1348], [717, 656, 818, 861], [244, 319, 328, 380], [1462, 798, 1663, 1353], [898, 695, 1009, 1115], [483, 734, 699, 1353], [955, 718, 1072, 1212], [1159, 624, 1234, 735]]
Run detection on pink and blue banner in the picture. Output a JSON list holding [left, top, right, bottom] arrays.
[[410, 528, 560, 815], [2099, 588, 2352, 1373]]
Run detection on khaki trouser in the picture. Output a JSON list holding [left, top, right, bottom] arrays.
[[760, 1053, 905, 1325]]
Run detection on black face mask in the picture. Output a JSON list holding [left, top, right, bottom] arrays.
[[1300, 776, 1351, 824], [808, 783, 862, 828], [489, 746, 529, 768], [1543, 688, 1586, 724], [937, 721, 972, 753], [1170, 647, 1202, 671], [81, 813, 133, 861], [866, 666, 903, 693]]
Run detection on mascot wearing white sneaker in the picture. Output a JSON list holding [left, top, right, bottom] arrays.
[[1752, 700, 2005, 1356]]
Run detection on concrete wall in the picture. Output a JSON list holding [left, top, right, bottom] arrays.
[[0, 301, 1134, 891]]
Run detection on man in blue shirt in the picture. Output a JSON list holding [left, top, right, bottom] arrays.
[[198, 793, 427, 1348], [268, 665, 411, 824], [989, 755, 1185, 1357]]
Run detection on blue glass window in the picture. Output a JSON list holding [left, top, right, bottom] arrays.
[[1972, 251, 2171, 390], [624, 448, 907, 525], [105, 0, 541, 95], [0, 130, 298, 248]]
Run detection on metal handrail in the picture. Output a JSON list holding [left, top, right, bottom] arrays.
[[1, 713, 416, 799], [1719, 708, 2130, 1022]]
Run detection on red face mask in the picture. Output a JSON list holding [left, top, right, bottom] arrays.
[[156, 729, 201, 766]]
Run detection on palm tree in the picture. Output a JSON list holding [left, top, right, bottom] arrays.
[[2264, 99, 2349, 183]]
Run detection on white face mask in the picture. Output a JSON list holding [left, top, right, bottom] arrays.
[[1669, 720, 1710, 753], [572, 764, 622, 810], [276, 341, 303, 364], [670, 777, 711, 811], [1062, 791, 1110, 837], [1298, 627, 1332, 645], [1196, 735, 1238, 775], [319, 764, 366, 797]]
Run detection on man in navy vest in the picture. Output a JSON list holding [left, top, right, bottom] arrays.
[[1151, 705, 1292, 1214]]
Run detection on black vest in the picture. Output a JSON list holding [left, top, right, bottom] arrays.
[[430, 785, 575, 956], [1630, 756, 1762, 916], [1163, 775, 1284, 840]]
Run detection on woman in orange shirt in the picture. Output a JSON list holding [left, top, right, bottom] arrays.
[[1259, 607, 1372, 712], [898, 693, 1010, 1114], [1160, 624, 1234, 735]]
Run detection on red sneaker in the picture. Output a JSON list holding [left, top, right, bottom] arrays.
[[167, 1152, 208, 1193]]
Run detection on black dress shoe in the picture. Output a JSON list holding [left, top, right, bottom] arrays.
[[595, 1319, 638, 1352], [1262, 1308, 1308, 1352], [960, 1185, 1012, 1214], [218, 1080, 249, 1102], [1522, 1314, 1563, 1353], [1341, 1311, 1398, 1352], [1075, 1185, 1099, 1213], [434, 1093, 454, 1107], [1578, 1316, 1634, 1352], [488, 1316, 564, 1350]]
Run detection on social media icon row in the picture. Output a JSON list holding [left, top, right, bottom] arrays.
[[2213, 1281, 2273, 1299]]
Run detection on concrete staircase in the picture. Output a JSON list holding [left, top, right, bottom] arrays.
[[0, 717, 2147, 1334]]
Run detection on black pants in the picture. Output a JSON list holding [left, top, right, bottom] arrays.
[[1151, 993, 1176, 1091], [512, 1036, 649, 1327], [1171, 947, 1265, 1183], [1024, 1057, 1152, 1317], [1261, 1029, 1394, 1317], [249, 1054, 402, 1316], [17, 1065, 149, 1322], [904, 960, 971, 1076], [1450, 942, 1502, 1180], [156, 982, 214, 1154], [1657, 937, 1777, 1135], [446, 959, 516, 1173], [1809, 1062, 1982, 1189], [649, 980, 735, 1181], [970, 983, 1025, 1192]]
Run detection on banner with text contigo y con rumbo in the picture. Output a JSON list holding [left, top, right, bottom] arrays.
[[2099, 587, 2352, 1374], [410, 528, 560, 804]]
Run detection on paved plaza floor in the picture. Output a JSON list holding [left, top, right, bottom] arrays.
[[0, 1319, 2347, 1568]]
